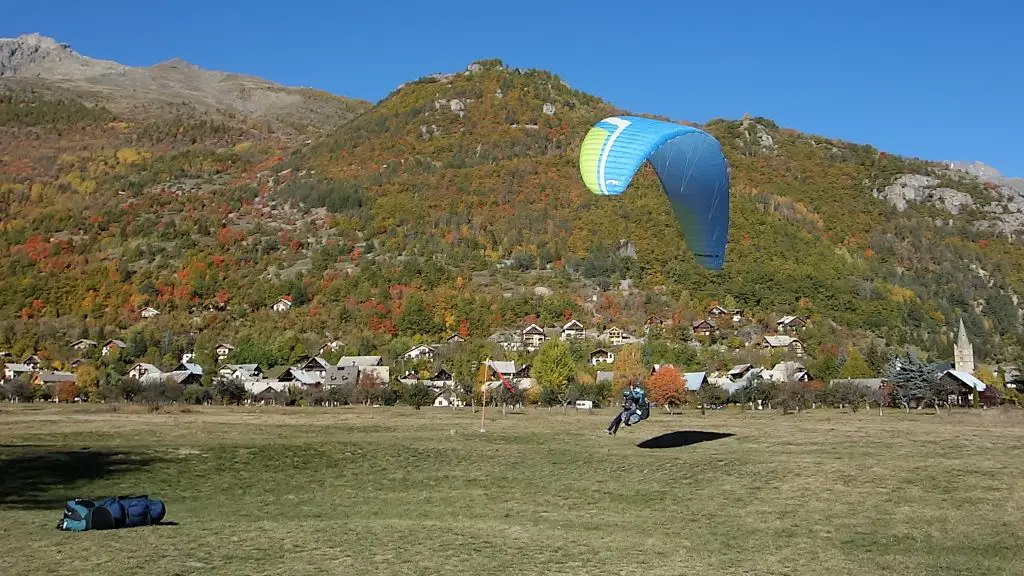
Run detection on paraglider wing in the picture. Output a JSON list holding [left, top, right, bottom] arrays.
[[579, 115, 730, 270]]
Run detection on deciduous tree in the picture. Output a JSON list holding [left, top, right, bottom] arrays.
[[647, 365, 685, 413]]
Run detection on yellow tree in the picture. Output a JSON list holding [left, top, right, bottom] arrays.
[[612, 344, 645, 398], [76, 364, 100, 400]]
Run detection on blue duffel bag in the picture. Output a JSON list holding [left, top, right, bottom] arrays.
[[57, 495, 166, 531]]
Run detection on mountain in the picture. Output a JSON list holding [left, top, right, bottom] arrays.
[[1, 39, 1023, 382], [0, 33, 370, 132]]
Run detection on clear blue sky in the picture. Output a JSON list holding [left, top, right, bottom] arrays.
[[5, 0, 1022, 175]]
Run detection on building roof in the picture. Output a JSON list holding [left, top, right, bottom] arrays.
[[131, 362, 161, 375], [487, 360, 517, 375], [944, 370, 987, 392], [141, 370, 194, 385], [37, 371, 76, 384], [337, 356, 382, 367], [178, 362, 203, 375], [763, 335, 798, 347], [4, 363, 33, 372], [728, 364, 753, 377], [829, 378, 884, 389], [325, 366, 358, 387], [684, 372, 708, 391]]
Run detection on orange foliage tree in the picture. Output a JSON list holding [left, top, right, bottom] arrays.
[[57, 381, 79, 403], [647, 365, 686, 413]]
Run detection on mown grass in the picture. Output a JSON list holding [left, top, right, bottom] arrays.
[[2, 404, 1023, 576]]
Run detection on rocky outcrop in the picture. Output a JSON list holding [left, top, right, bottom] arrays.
[[872, 174, 974, 214], [739, 115, 776, 154], [872, 170, 1024, 238]]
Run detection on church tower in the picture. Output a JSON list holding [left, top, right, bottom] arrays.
[[953, 318, 975, 375]]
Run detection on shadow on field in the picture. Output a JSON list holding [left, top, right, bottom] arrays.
[[636, 430, 735, 449], [0, 447, 161, 509]]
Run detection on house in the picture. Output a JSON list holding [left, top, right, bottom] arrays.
[[215, 343, 235, 361], [766, 361, 812, 382], [336, 356, 388, 385], [181, 352, 195, 364], [776, 315, 806, 332], [140, 306, 160, 319], [127, 363, 162, 380], [940, 370, 997, 405], [33, 371, 77, 397], [275, 367, 320, 387], [483, 360, 533, 391], [433, 387, 466, 408], [486, 360, 517, 380], [684, 372, 709, 391], [522, 324, 547, 350], [597, 326, 642, 347], [20, 355, 42, 370], [692, 319, 716, 337], [317, 340, 343, 356], [3, 363, 33, 382], [271, 297, 292, 312], [428, 368, 455, 389], [708, 305, 729, 318], [295, 357, 331, 380], [102, 339, 127, 357], [760, 335, 806, 357], [645, 315, 667, 328], [728, 364, 754, 381], [487, 330, 523, 351], [70, 339, 98, 351], [175, 362, 204, 377], [403, 344, 436, 361], [590, 348, 615, 366], [324, 365, 359, 389], [218, 364, 262, 381], [1002, 364, 1021, 389], [445, 333, 466, 344], [246, 380, 289, 403], [141, 370, 202, 388], [560, 319, 586, 340]]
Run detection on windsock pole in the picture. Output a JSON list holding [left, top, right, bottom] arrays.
[[480, 358, 488, 432]]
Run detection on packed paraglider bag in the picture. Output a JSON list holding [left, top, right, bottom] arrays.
[[56, 495, 166, 531]]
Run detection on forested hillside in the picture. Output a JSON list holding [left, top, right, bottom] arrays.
[[2, 54, 1024, 384]]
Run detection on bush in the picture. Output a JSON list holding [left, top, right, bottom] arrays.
[[401, 381, 433, 410], [183, 384, 213, 405]]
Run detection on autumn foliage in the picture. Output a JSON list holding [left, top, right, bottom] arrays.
[[647, 365, 687, 410]]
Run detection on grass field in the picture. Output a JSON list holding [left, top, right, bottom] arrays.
[[2, 403, 1023, 576]]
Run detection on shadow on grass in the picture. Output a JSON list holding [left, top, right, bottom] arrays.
[[0, 447, 162, 509], [636, 430, 735, 449]]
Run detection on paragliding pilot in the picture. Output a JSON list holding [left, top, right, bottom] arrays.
[[606, 381, 648, 435]]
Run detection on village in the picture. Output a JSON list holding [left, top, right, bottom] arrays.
[[0, 301, 1013, 409]]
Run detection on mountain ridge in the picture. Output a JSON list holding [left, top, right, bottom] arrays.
[[0, 33, 371, 133]]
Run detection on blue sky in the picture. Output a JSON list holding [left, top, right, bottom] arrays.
[[6, 0, 1022, 175]]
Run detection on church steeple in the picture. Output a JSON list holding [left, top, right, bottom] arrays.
[[954, 317, 975, 374]]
